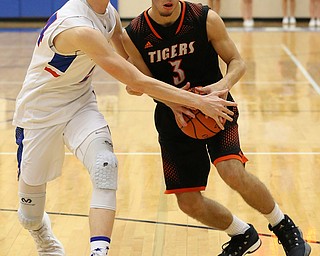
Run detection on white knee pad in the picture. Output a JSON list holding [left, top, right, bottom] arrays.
[[91, 187, 116, 211], [91, 150, 118, 190], [76, 128, 118, 190], [18, 192, 46, 230]]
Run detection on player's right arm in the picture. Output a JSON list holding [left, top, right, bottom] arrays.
[[196, 10, 246, 97], [53, 26, 236, 127]]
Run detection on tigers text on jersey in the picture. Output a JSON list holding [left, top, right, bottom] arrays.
[[125, 1, 223, 88], [13, 0, 116, 129]]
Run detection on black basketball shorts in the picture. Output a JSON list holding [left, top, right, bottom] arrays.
[[155, 103, 248, 194]]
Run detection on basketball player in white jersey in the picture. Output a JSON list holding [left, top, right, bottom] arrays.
[[12, 0, 237, 255]]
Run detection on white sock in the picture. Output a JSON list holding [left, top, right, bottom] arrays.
[[264, 203, 285, 227], [224, 215, 250, 236], [90, 236, 110, 255]]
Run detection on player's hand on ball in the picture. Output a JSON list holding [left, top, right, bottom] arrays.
[[195, 84, 228, 100], [201, 89, 237, 130], [166, 102, 195, 128], [178, 86, 230, 138]]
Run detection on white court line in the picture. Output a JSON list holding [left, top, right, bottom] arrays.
[[0, 152, 319, 156], [240, 81, 309, 85], [282, 44, 320, 95]]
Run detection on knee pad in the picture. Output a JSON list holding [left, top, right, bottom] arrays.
[[91, 150, 118, 190], [76, 128, 118, 190], [91, 187, 116, 211], [18, 192, 46, 230]]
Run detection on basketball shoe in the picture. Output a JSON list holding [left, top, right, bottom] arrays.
[[269, 215, 311, 256], [29, 212, 65, 256], [91, 248, 109, 256], [218, 224, 261, 256], [91, 250, 107, 256]]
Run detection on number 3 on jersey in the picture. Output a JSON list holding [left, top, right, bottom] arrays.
[[169, 59, 185, 86]]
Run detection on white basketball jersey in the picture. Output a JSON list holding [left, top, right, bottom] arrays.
[[13, 0, 117, 129]]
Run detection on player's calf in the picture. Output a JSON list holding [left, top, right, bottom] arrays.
[[18, 193, 65, 256]]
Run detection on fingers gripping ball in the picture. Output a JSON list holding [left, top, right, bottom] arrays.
[[179, 87, 226, 139], [180, 109, 225, 139]]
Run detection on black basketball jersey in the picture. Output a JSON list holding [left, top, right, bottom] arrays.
[[125, 1, 223, 88]]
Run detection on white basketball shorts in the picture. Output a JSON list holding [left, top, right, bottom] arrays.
[[17, 105, 109, 186]]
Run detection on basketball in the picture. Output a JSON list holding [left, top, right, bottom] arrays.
[[179, 109, 225, 139], [178, 87, 225, 139]]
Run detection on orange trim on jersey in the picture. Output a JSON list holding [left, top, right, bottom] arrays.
[[144, 10, 162, 39], [164, 186, 206, 194], [175, 1, 186, 35], [213, 154, 249, 166], [144, 1, 186, 39]]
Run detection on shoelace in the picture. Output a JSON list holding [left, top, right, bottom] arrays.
[[221, 234, 250, 255], [276, 224, 302, 252]]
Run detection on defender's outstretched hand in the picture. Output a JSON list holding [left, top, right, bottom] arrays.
[[163, 83, 195, 128], [199, 89, 237, 130]]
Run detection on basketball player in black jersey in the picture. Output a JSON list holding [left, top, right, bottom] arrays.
[[123, 1, 311, 255]]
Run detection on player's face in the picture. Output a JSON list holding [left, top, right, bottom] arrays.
[[151, 0, 180, 18]]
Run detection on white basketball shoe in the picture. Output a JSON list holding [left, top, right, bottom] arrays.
[[91, 248, 108, 256], [29, 212, 65, 256], [91, 251, 107, 256]]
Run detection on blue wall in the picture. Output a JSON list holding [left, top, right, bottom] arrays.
[[0, 0, 20, 18], [0, 0, 118, 18]]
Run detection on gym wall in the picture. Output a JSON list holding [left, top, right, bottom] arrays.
[[0, 0, 310, 20], [119, 0, 310, 20]]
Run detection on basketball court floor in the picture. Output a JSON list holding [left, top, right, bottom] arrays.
[[0, 21, 319, 255]]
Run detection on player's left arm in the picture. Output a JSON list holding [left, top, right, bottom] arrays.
[[198, 10, 246, 95]]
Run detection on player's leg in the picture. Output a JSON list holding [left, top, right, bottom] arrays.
[[177, 192, 261, 255], [282, 0, 288, 18], [65, 108, 116, 256], [75, 128, 117, 256], [159, 137, 260, 256], [208, 106, 311, 256], [309, 0, 316, 27], [217, 159, 275, 214], [18, 179, 65, 255], [317, 0, 320, 26], [242, 0, 254, 27], [15, 126, 65, 255], [208, 0, 220, 14], [289, 0, 296, 19], [215, 0, 221, 14], [216, 159, 311, 255]]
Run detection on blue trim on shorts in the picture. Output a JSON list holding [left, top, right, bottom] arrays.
[[15, 127, 24, 180]]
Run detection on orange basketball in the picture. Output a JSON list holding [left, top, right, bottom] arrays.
[[178, 86, 225, 139], [180, 109, 225, 139]]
